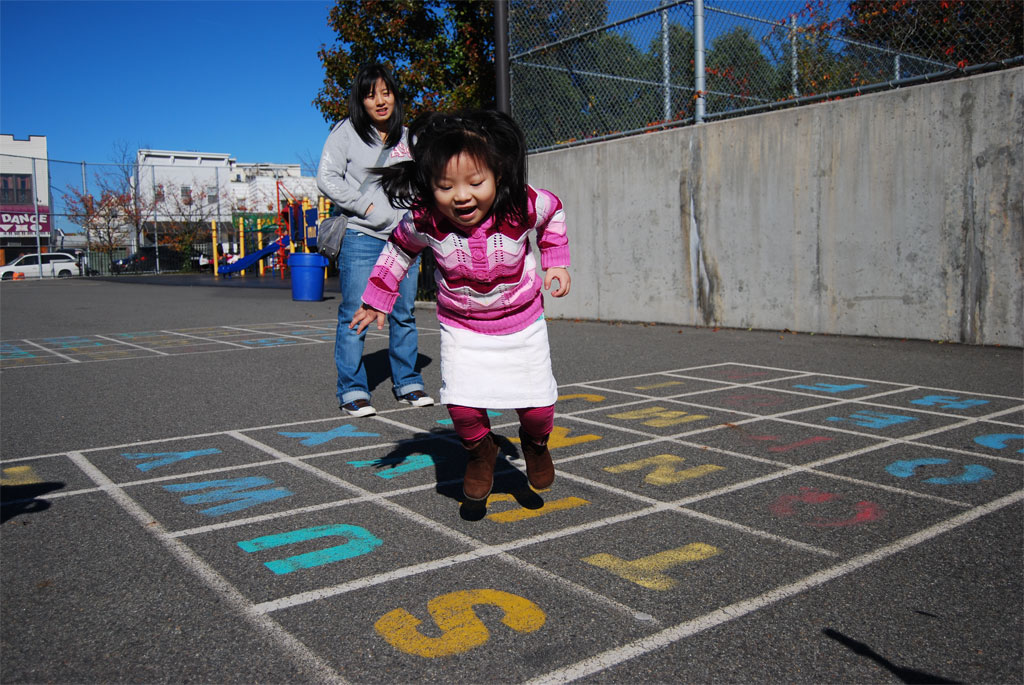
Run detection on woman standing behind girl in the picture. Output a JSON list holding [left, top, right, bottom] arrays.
[[350, 109, 571, 502], [317, 63, 434, 417]]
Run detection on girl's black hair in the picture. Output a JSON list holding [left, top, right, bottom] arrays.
[[377, 109, 529, 228], [347, 62, 405, 149]]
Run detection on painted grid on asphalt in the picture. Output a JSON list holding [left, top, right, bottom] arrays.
[[0, 319, 354, 368], [2, 362, 1022, 683]]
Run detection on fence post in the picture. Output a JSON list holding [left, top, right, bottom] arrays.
[[31, 159, 42, 276], [790, 14, 799, 96], [150, 166, 158, 253], [661, 0, 670, 122], [494, 0, 510, 114], [82, 161, 92, 273], [694, 0, 706, 123]]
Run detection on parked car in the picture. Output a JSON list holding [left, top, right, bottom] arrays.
[[0, 252, 82, 280], [111, 247, 179, 274], [110, 247, 212, 274]]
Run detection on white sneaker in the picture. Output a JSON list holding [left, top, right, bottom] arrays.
[[396, 390, 435, 407], [341, 399, 376, 417]]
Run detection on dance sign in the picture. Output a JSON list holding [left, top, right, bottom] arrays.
[[0, 206, 50, 234]]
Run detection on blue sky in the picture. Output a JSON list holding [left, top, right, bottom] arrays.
[[1, 0, 338, 172], [2, 0, 840, 172]]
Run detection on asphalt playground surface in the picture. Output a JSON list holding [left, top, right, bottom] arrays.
[[1, 274, 1022, 684]]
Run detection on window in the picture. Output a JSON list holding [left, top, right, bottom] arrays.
[[154, 183, 165, 202], [181, 186, 192, 204], [0, 174, 33, 205], [207, 185, 218, 205]]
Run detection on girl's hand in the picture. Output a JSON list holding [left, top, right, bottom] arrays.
[[544, 267, 571, 297], [350, 304, 386, 333]]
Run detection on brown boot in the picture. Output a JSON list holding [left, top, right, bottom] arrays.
[[519, 427, 555, 489], [461, 432, 498, 501]]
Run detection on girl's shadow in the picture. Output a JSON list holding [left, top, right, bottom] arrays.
[[368, 430, 544, 522], [456, 433, 545, 522]]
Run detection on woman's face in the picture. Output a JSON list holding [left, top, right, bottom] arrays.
[[362, 78, 395, 132]]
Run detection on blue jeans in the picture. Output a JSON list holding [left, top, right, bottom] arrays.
[[335, 229, 424, 404]]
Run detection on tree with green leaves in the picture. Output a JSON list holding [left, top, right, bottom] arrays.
[[647, 23, 697, 122], [705, 28, 781, 114], [508, 1, 604, 148], [314, 0, 495, 125]]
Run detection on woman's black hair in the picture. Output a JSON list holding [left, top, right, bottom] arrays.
[[347, 63, 405, 148], [376, 109, 529, 227]]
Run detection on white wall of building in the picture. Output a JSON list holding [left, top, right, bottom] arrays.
[[0, 135, 51, 254], [136, 149, 235, 225], [0, 134, 50, 205]]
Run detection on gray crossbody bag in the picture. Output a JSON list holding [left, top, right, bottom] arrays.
[[316, 144, 390, 261]]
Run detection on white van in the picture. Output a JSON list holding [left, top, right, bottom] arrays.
[[0, 252, 82, 280]]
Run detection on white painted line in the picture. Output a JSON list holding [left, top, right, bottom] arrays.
[[254, 505, 671, 618], [94, 334, 170, 355], [228, 429, 656, 624], [526, 488, 1024, 685], [19, 338, 80, 362], [222, 325, 330, 343], [167, 494, 386, 538], [0, 485, 103, 503], [65, 451, 348, 684], [115, 459, 284, 488], [165, 329, 252, 348], [548, 469, 841, 558]]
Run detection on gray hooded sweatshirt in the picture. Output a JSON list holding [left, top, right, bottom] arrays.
[[315, 118, 411, 240]]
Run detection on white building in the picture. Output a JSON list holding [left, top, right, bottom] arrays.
[[0, 134, 52, 264], [229, 161, 319, 214], [135, 149, 321, 247], [137, 149, 235, 226]]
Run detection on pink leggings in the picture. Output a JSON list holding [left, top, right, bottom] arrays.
[[447, 405, 554, 444]]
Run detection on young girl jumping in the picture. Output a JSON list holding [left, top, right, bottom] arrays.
[[349, 109, 571, 502]]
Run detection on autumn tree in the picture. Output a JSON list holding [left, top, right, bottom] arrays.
[[314, 0, 495, 125], [704, 28, 778, 115], [842, 0, 1023, 69], [63, 187, 135, 272], [61, 142, 159, 272], [156, 182, 220, 263]]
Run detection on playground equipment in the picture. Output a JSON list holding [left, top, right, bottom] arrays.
[[212, 181, 329, 281], [217, 234, 290, 276]]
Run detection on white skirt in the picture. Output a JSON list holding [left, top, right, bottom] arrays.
[[439, 317, 558, 408]]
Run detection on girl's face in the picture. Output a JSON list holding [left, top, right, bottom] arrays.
[[362, 78, 395, 132], [432, 152, 497, 228]]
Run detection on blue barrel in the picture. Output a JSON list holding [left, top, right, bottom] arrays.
[[289, 252, 330, 301]]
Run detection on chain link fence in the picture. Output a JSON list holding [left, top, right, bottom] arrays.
[[1, 154, 304, 276], [509, 0, 1023, 152], [1, 153, 440, 298]]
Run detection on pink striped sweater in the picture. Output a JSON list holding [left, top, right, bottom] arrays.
[[362, 185, 570, 335]]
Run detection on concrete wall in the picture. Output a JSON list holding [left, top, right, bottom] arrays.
[[530, 68, 1023, 347]]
